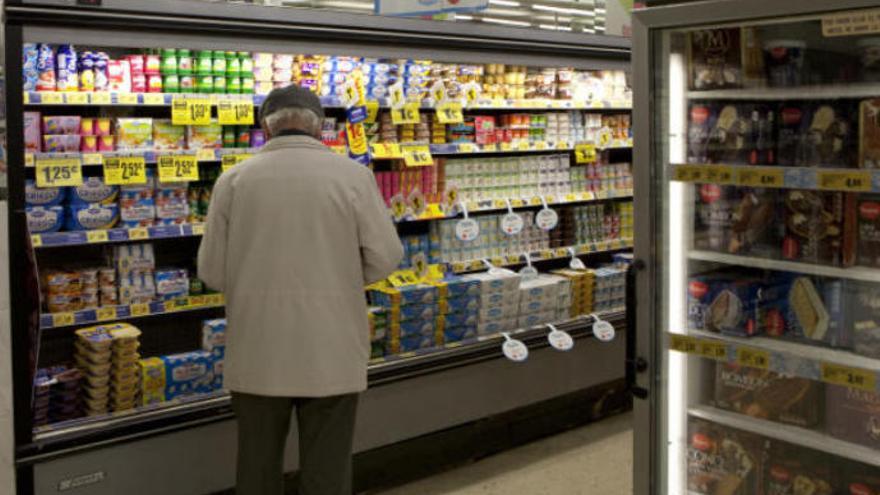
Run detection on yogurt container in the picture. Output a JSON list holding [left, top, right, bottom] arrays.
[[69, 177, 118, 204], [25, 180, 66, 207], [26, 206, 64, 233], [65, 203, 119, 231]]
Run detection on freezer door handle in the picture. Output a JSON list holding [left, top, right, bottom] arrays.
[[626, 260, 649, 400]]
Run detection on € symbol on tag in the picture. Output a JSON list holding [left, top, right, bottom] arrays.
[[103, 156, 147, 185], [36, 159, 83, 187]]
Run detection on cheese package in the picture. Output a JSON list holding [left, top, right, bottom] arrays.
[[201, 318, 226, 359], [161, 350, 214, 400]]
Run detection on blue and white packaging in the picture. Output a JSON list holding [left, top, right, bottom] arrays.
[[155, 268, 189, 301], [64, 202, 119, 231], [477, 318, 516, 335], [444, 294, 480, 314], [69, 177, 118, 205], [439, 277, 480, 298], [517, 310, 556, 329], [201, 318, 226, 359], [394, 334, 434, 353], [25, 180, 66, 207], [443, 325, 477, 343], [26, 206, 64, 233], [162, 350, 214, 400], [390, 303, 439, 323], [444, 311, 478, 327], [393, 319, 435, 338]]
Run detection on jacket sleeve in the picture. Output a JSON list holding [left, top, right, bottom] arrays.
[[197, 172, 233, 292], [356, 168, 404, 285]]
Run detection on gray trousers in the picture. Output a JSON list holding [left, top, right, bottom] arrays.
[[231, 392, 359, 495]]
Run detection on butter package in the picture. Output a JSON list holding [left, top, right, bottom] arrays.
[[394, 334, 435, 353], [464, 271, 521, 294], [64, 203, 119, 231], [26, 206, 64, 233], [518, 310, 556, 329], [443, 325, 477, 343], [25, 179, 65, 207], [201, 319, 226, 359], [115, 118, 153, 150], [152, 119, 186, 150], [433, 276, 480, 298], [477, 318, 516, 335], [389, 303, 439, 323], [443, 294, 480, 314], [370, 284, 438, 306], [162, 350, 214, 400], [187, 124, 223, 149], [391, 319, 435, 338], [444, 311, 478, 327], [478, 301, 519, 321], [69, 177, 118, 205]]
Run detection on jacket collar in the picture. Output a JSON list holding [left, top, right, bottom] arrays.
[[260, 135, 329, 154]]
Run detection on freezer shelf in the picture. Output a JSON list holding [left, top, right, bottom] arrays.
[[688, 250, 880, 283], [673, 330, 880, 393], [688, 405, 880, 468], [686, 82, 880, 101], [670, 163, 875, 194]]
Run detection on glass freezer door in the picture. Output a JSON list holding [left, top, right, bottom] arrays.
[[634, 3, 880, 494]]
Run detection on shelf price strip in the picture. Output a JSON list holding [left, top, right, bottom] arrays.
[[671, 164, 880, 193], [221, 154, 252, 173], [217, 98, 254, 125], [40, 294, 225, 330]]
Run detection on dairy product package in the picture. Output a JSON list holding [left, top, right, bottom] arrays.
[[443, 294, 480, 314], [464, 271, 522, 294], [118, 272, 156, 305], [69, 176, 118, 205], [389, 302, 439, 323], [26, 206, 65, 233], [114, 243, 155, 276], [25, 179, 65, 207], [64, 202, 119, 231], [115, 118, 153, 150], [201, 319, 226, 359], [443, 325, 477, 343], [161, 350, 214, 400], [369, 284, 438, 306], [24, 112, 41, 152], [155, 268, 189, 301], [152, 119, 186, 150], [477, 318, 517, 335]]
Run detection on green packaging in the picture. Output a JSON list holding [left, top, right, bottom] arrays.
[[196, 50, 213, 76], [212, 50, 227, 76], [213, 76, 227, 93], [161, 48, 177, 75], [163, 74, 180, 93], [177, 49, 193, 75]]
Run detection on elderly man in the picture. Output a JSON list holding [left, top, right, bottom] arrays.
[[198, 85, 403, 495]]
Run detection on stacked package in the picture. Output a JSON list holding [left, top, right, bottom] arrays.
[[201, 319, 226, 390], [115, 243, 157, 304], [432, 212, 550, 263], [119, 172, 156, 228], [551, 268, 596, 317], [516, 275, 571, 328], [293, 55, 324, 94], [466, 270, 522, 336], [437, 276, 481, 344], [25, 176, 120, 234], [592, 266, 626, 313], [320, 56, 360, 100], [398, 234, 441, 270], [251, 52, 275, 96], [155, 182, 189, 226], [370, 283, 440, 354], [74, 323, 141, 415], [33, 366, 83, 426], [368, 307, 389, 359]]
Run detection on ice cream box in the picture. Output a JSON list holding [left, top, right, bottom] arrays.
[[687, 270, 766, 337], [763, 273, 850, 348], [713, 362, 822, 427], [686, 418, 763, 495], [848, 280, 880, 359], [826, 384, 880, 450], [781, 190, 857, 267]]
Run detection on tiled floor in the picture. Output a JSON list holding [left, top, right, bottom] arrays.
[[373, 412, 633, 495]]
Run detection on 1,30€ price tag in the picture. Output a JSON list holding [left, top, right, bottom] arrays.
[[435, 101, 463, 124], [221, 154, 252, 173], [391, 103, 420, 125], [103, 156, 147, 185], [217, 99, 254, 125], [575, 143, 597, 164], [157, 155, 199, 182], [171, 96, 212, 126], [402, 145, 433, 167], [35, 158, 83, 187]]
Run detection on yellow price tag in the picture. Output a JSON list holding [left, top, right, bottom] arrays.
[[205, 294, 224, 306], [40, 92, 63, 104], [31, 235, 42, 248], [598, 129, 613, 148], [221, 154, 252, 172], [458, 143, 476, 153], [143, 93, 165, 106], [391, 103, 420, 125], [535, 142, 547, 150], [821, 363, 876, 392], [704, 165, 735, 184], [575, 144, 597, 164], [697, 341, 728, 361], [422, 203, 444, 219], [86, 230, 109, 243], [217, 98, 254, 125], [736, 347, 770, 370], [518, 141, 531, 151], [195, 148, 216, 162], [189, 295, 206, 307], [171, 96, 212, 125], [103, 156, 147, 185], [435, 101, 463, 124], [35, 158, 83, 187], [817, 170, 871, 192], [117, 93, 139, 105], [669, 334, 698, 354], [65, 92, 89, 104], [465, 85, 479, 103], [370, 143, 402, 159], [96, 306, 117, 321], [402, 145, 433, 167], [91, 92, 111, 105], [737, 167, 784, 188], [557, 141, 570, 150], [389, 85, 405, 108], [388, 270, 419, 287], [483, 143, 497, 152], [564, 193, 577, 202], [130, 303, 150, 317], [52, 312, 75, 327], [81, 153, 104, 166], [500, 142, 512, 151], [192, 223, 205, 236], [157, 155, 199, 182], [364, 100, 380, 124], [128, 227, 149, 240], [25, 153, 35, 167], [330, 146, 348, 155]]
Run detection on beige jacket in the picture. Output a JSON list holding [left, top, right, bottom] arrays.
[[197, 135, 403, 397]]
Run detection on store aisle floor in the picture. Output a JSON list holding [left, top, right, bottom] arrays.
[[371, 412, 633, 495]]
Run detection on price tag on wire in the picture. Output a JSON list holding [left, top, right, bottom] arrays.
[[501, 332, 529, 363], [408, 189, 427, 217], [590, 313, 616, 342], [575, 143, 597, 164], [157, 155, 199, 183], [500, 199, 524, 236], [430, 81, 448, 104], [103, 156, 146, 185], [569, 247, 587, 270], [389, 82, 406, 109], [535, 196, 559, 231], [462, 82, 481, 105], [455, 202, 480, 242], [390, 193, 408, 222], [364, 100, 380, 123], [547, 323, 574, 351], [35, 158, 83, 187], [519, 252, 538, 280]]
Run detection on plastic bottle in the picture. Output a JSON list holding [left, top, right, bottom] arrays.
[[164, 74, 180, 93], [239, 51, 253, 76], [196, 50, 213, 76], [177, 49, 193, 75], [212, 50, 227, 76], [161, 48, 177, 75], [226, 51, 240, 78], [227, 77, 241, 94]]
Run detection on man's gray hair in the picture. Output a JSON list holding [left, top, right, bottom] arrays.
[[263, 107, 322, 136]]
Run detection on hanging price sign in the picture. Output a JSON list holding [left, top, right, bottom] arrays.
[[217, 99, 254, 125], [345, 121, 368, 156], [369, 143, 402, 159], [391, 102, 420, 125], [575, 143, 597, 164], [221, 154, 252, 172], [364, 100, 380, 123], [402, 145, 433, 167], [171, 96, 212, 125], [35, 158, 83, 187], [103, 156, 147, 185], [430, 81, 448, 104], [91, 92, 111, 105], [435, 101, 463, 124], [389, 83, 406, 109], [157, 155, 199, 183], [462, 82, 481, 104]]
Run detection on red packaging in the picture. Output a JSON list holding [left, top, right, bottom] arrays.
[[382, 172, 392, 204], [687, 419, 764, 495], [98, 135, 115, 152], [127, 55, 145, 75], [144, 54, 161, 75], [147, 74, 162, 93], [391, 172, 400, 198], [131, 74, 147, 93], [81, 135, 97, 153]]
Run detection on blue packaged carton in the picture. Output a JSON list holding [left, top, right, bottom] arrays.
[[391, 319, 435, 338], [69, 177, 118, 205], [444, 294, 480, 314], [444, 311, 479, 327], [394, 334, 435, 353], [764, 273, 850, 349], [369, 284, 438, 306], [444, 325, 477, 343], [201, 318, 226, 359], [687, 270, 766, 337], [64, 202, 119, 231], [26, 206, 64, 233], [389, 303, 439, 323], [436, 277, 480, 298], [162, 350, 214, 400], [25, 179, 66, 207]]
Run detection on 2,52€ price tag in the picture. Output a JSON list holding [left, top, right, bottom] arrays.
[[103, 156, 146, 185], [35, 158, 83, 187], [171, 96, 212, 126], [217, 99, 254, 125], [157, 155, 199, 183]]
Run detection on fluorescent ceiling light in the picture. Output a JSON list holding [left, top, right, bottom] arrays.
[[482, 17, 531, 26], [489, 0, 521, 6], [454, 14, 474, 20], [531, 4, 596, 16]]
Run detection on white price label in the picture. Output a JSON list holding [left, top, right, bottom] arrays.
[[502, 335, 529, 362], [455, 218, 480, 242], [548, 325, 574, 351], [500, 213, 524, 235], [535, 208, 559, 231], [594, 319, 616, 342]]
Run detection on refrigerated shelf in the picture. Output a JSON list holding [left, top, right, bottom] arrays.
[[670, 163, 875, 194], [688, 250, 880, 283], [449, 238, 633, 273], [686, 82, 880, 101], [688, 405, 880, 468], [39, 294, 225, 330]]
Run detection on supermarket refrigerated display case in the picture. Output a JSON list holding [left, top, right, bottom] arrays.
[[6, 1, 634, 493], [633, 1, 880, 494]]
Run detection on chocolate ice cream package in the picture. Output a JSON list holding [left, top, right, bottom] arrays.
[[687, 269, 766, 337], [849, 280, 880, 359], [859, 99, 880, 169], [825, 384, 880, 450], [839, 463, 880, 495], [713, 362, 822, 427], [688, 28, 745, 90], [762, 442, 834, 495], [693, 185, 781, 258], [762, 273, 850, 348], [687, 418, 763, 495], [777, 102, 857, 168], [781, 190, 857, 266], [856, 195, 880, 268], [688, 103, 768, 165]]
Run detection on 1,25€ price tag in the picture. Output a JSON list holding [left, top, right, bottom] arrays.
[[217, 99, 254, 125], [35, 158, 83, 187], [157, 155, 199, 183], [171, 96, 212, 125], [103, 156, 147, 185]]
